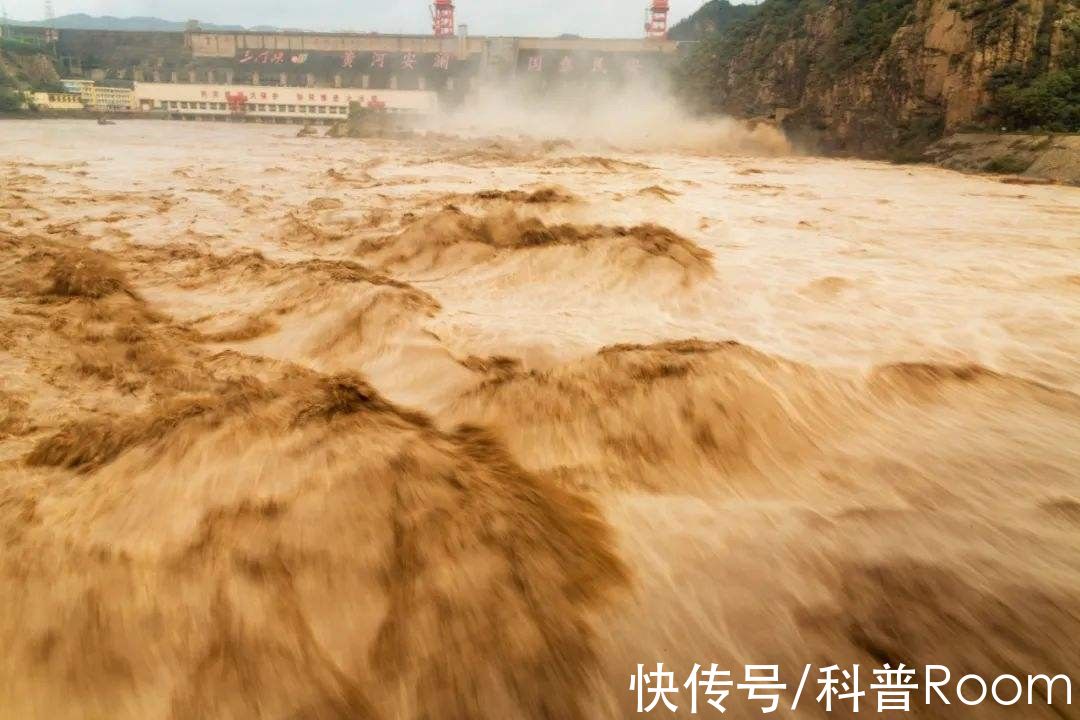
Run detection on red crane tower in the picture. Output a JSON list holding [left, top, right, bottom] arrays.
[[432, 0, 455, 37], [644, 0, 669, 38]]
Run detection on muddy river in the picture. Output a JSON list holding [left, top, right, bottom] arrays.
[[0, 119, 1078, 719]]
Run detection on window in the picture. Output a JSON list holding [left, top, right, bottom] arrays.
[[317, 106, 326, 114], [287, 104, 296, 112], [199, 102, 208, 109]]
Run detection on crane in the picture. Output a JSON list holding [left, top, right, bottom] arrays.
[[431, 0, 455, 37], [645, 0, 669, 38]]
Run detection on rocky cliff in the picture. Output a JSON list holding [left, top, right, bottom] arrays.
[[678, 0, 1079, 156]]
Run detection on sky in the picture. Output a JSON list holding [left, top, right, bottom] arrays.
[[0, 0, 741, 37]]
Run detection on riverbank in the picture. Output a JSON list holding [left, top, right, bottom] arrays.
[[927, 133, 1080, 185]]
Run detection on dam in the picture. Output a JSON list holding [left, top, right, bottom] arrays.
[[9, 10, 684, 111], [181, 29, 681, 98]]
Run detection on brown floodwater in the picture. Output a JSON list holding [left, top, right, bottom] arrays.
[[0, 119, 1078, 719]]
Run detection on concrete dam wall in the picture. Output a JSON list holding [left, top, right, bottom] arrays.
[[33, 27, 684, 103]]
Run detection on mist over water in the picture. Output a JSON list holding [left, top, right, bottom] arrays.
[[0, 114, 1078, 720], [429, 76, 793, 155]]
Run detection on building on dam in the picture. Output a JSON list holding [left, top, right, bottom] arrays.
[[133, 82, 437, 123]]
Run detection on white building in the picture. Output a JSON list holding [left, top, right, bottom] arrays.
[[132, 82, 438, 123], [59, 79, 135, 112]]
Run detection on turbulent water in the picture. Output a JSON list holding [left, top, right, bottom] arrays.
[[0, 119, 1078, 719]]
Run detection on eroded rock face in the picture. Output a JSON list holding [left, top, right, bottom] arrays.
[[928, 132, 1080, 183], [695, 0, 1078, 156]]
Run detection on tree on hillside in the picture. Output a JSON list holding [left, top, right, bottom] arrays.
[[668, 0, 760, 40], [0, 87, 24, 111]]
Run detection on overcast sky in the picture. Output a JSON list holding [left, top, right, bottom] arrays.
[[1, 0, 749, 36]]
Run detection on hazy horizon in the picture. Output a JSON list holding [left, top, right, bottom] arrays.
[[1, 0, 760, 37]]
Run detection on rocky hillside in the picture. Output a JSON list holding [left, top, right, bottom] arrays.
[[677, 0, 1080, 157], [669, 0, 760, 40], [0, 41, 62, 109]]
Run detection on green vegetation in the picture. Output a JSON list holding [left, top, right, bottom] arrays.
[[0, 87, 23, 111], [959, 0, 1023, 46], [824, 0, 916, 71], [983, 154, 1033, 173], [889, 111, 947, 162], [674, 0, 916, 111], [981, 0, 1079, 132], [725, 0, 820, 68], [0, 59, 24, 111], [668, 0, 760, 41], [673, 0, 817, 109], [0, 37, 63, 105], [987, 64, 1080, 132], [983, 9, 1079, 133], [0, 35, 47, 55], [674, 0, 1076, 138], [31, 81, 66, 93], [678, 0, 914, 74]]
